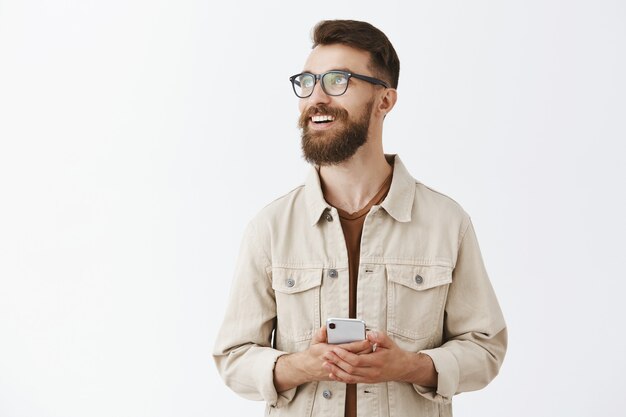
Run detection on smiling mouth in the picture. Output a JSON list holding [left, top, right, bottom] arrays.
[[311, 115, 335, 124]]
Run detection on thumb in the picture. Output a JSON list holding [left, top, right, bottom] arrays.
[[366, 330, 393, 348], [312, 325, 327, 344]]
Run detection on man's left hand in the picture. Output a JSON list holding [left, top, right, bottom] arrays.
[[321, 330, 437, 387]]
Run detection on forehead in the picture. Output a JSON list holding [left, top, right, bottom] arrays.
[[303, 44, 372, 74]]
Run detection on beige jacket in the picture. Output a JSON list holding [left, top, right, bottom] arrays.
[[213, 155, 507, 417]]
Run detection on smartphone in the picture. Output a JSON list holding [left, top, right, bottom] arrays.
[[326, 318, 366, 344]]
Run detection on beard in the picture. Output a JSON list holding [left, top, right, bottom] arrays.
[[298, 100, 374, 166]]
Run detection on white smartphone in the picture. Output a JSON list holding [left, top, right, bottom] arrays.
[[326, 318, 366, 344]]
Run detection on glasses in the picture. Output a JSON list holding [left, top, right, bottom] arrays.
[[289, 70, 389, 98]]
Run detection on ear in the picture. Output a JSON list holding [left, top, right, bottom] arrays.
[[375, 88, 398, 117]]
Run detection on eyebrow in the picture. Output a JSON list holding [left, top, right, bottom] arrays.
[[301, 67, 354, 74]]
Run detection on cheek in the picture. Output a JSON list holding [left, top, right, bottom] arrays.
[[298, 99, 307, 113]]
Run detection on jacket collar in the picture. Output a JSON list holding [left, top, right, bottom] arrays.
[[304, 154, 416, 226]]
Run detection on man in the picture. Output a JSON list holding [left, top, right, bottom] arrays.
[[213, 20, 507, 417]]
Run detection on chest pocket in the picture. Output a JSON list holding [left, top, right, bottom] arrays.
[[386, 264, 452, 341], [272, 268, 323, 345]]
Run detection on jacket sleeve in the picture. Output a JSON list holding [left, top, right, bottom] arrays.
[[212, 220, 296, 407], [414, 217, 507, 403]]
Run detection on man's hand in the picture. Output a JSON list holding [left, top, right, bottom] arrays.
[[321, 330, 438, 387], [273, 325, 372, 392]]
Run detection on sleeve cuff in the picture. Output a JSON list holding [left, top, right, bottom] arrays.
[[412, 348, 460, 403], [257, 350, 297, 408]]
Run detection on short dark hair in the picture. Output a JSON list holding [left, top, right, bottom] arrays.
[[312, 20, 400, 89]]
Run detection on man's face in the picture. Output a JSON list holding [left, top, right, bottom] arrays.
[[297, 44, 378, 166]]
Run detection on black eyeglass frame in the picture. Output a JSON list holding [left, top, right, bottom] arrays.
[[289, 70, 390, 98]]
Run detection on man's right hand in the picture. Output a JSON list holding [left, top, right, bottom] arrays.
[[273, 325, 372, 392]]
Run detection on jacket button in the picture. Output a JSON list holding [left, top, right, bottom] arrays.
[[286, 278, 295, 287], [325, 213, 333, 222], [414, 274, 424, 284], [322, 389, 332, 399], [328, 269, 338, 278]]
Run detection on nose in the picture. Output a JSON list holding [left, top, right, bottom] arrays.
[[305, 79, 331, 105]]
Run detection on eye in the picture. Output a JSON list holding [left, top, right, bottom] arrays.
[[300, 75, 314, 88], [328, 73, 348, 86]]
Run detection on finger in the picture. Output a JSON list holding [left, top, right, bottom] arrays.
[[354, 344, 374, 355], [323, 351, 357, 376], [324, 354, 384, 384], [312, 325, 327, 344], [323, 361, 364, 384], [325, 348, 374, 374], [332, 345, 383, 369], [337, 339, 371, 353], [347, 340, 374, 355], [331, 347, 361, 366], [366, 330, 395, 349], [322, 362, 337, 381], [324, 359, 382, 384]]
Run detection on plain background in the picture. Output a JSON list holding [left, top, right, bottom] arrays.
[[1, 0, 625, 416]]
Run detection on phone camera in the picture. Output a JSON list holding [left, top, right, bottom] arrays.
[[329, 323, 336, 329]]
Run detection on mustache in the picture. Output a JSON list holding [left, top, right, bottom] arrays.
[[297, 104, 349, 129]]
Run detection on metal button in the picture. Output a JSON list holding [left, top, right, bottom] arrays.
[[322, 389, 332, 399], [414, 274, 424, 284], [328, 269, 338, 278], [325, 212, 333, 222], [286, 278, 295, 288]]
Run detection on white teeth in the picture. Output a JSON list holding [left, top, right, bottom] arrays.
[[311, 115, 335, 122]]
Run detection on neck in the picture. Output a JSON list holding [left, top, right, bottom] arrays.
[[318, 142, 392, 213]]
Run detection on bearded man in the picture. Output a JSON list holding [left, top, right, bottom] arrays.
[[213, 19, 507, 417]]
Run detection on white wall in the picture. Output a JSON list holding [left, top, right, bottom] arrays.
[[1, 1, 624, 416]]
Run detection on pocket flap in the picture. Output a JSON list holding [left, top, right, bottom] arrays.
[[272, 268, 323, 294], [386, 264, 452, 291]]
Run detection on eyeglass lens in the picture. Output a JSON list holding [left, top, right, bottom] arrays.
[[293, 72, 349, 97]]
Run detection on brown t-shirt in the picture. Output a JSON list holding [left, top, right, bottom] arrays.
[[322, 171, 393, 417]]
